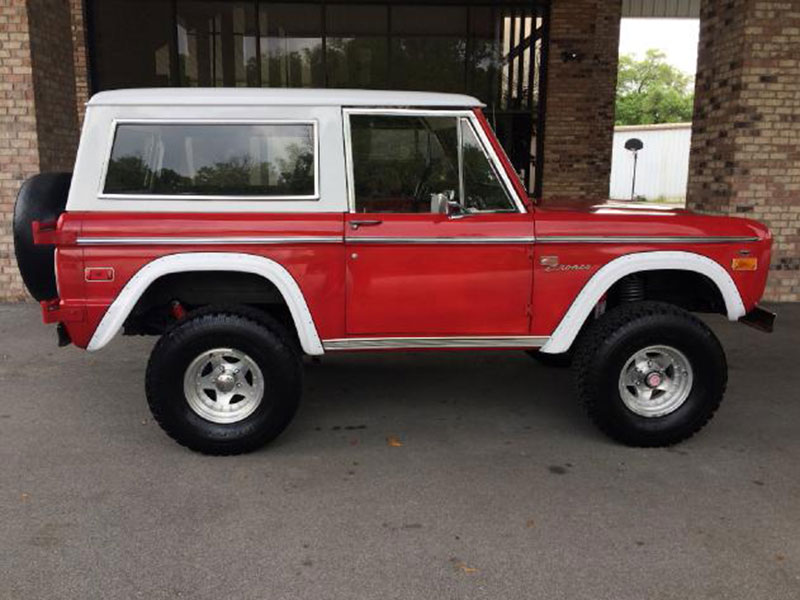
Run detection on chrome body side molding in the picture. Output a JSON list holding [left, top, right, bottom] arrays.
[[76, 236, 342, 246], [347, 236, 536, 245], [536, 235, 759, 244], [322, 336, 549, 351]]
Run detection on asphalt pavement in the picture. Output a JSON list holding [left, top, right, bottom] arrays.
[[1, 302, 798, 599]]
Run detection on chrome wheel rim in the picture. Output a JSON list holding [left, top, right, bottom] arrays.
[[617, 345, 694, 418], [183, 348, 264, 424]]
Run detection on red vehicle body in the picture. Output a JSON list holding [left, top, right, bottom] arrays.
[[44, 202, 771, 351], [14, 89, 774, 454]]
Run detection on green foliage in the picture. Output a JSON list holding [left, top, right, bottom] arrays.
[[615, 49, 695, 125]]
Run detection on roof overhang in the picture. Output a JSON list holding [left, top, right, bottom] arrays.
[[622, 0, 700, 18]]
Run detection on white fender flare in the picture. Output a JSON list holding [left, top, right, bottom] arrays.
[[540, 251, 746, 354], [86, 252, 324, 355]]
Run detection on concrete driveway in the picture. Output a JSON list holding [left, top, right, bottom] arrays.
[[1, 302, 798, 599]]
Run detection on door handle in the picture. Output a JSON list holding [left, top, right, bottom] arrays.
[[350, 220, 383, 230]]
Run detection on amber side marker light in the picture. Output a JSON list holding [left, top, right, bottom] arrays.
[[732, 257, 758, 271]]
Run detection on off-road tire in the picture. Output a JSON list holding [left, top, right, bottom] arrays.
[[146, 311, 302, 455], [573, 301, 727, 447], [13, 172, 72, 300]]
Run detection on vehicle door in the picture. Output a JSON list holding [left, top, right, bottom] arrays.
[[343, 109, 534, 339]]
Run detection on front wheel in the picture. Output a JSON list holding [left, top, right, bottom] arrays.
[[146, 312, 302, 455], [573, 302, 727, 447]]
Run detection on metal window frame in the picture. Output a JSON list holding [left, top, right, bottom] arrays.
[[97, 118, 320, 202], [342, 107, 525, 214]]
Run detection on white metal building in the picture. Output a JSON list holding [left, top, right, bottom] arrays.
[[609, 122, 692, 203]]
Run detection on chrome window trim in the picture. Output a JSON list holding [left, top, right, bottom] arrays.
[[348, 236, 536, 245], [322, 335, 549, 351], [98, 119, 320, 201], [75, 236, 342, 246], [342, 108, 525, 214], [537, 235, 760, 244]]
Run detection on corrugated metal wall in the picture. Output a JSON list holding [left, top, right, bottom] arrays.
[[609, 123, 692, 202]]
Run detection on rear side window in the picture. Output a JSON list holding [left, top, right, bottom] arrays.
[[102, 122, 317, 198]]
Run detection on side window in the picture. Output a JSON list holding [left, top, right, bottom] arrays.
[[348, 114, 516, 214], [460, 118, 516, 212], [350, 115, 459, 213], [103, 123, 316, 198]]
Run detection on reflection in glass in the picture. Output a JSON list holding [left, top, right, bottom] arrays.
[[104, 124, 315, 197], [259, 4, 323, 87], [177, 1, 258, 87], [460, 120, 514, 212]]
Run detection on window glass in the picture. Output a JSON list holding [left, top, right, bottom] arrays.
[[325, 6, 389, 89], [104, 123, 315, 197], [460, 119, 515, 212], [91, 0, 175, 88], [349, 114, 514, 214], [177, 2, 258, 87], [259, 4, 324, 87], [350, 115, 459, 213]]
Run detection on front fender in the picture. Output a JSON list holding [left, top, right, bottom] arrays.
[[540, 251, 746, 354]]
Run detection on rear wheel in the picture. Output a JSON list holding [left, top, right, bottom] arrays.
[[573, 301, 727, 447], [146, 311, 301, 455]]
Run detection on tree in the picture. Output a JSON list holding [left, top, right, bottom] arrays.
[[615, 49, 695, 125]]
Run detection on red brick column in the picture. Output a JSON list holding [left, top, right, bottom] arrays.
[[0, 0, 81, 301], [540, 0, 622, 201], [688, 0, 800, 301]]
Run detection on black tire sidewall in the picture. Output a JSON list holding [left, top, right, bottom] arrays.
[[13, 172, 71, 300], [148, 315, 301, 453], [589, 313, 725, 443]]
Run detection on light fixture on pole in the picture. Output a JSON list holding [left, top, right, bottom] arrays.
[[624, 137, 644, 200]]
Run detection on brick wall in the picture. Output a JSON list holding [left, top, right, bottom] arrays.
[[0, 0, 81, 301], [540, 0, 622, 201], [28, 0, 79, 173], [70, 0, 89, 122], [0, 0, 40, 300], [688, 0, 800, 301]]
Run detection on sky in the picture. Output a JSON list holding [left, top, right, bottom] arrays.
[[619, 18, 700, 76]]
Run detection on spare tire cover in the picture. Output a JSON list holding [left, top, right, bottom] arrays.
[[13, 172, 72, 301]]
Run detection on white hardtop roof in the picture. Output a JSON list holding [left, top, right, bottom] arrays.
[[88, 88, 484, 108]]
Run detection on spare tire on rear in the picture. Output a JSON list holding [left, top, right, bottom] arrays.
[[13, 172, 72, 301]]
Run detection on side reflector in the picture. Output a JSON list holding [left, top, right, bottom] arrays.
[[85, 267, 115, 282], [732, 257, 758, 271]]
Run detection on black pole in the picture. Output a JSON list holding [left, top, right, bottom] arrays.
[[631, 151, 638, 200]]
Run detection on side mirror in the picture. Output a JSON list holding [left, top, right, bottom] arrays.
[[446, 200, 467, 217], [431, 189, 456, 214]]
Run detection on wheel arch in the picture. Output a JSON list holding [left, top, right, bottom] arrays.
[[87, 252, 324, 355], [540, 251, 745, 354]]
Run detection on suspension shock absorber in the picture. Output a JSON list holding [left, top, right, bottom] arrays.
[[618, 275, 645, 303]]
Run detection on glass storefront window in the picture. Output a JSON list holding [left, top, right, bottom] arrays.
[[177, 1, 257, 87], [90, 0, 175, 89], [259, 4, 323, 88], [325, 5, 389, 89], [390, 6, 467, 94], [87, 1, 547, 194]]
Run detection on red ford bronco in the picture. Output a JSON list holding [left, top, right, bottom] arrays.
[[13, 89, 775, 454]]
